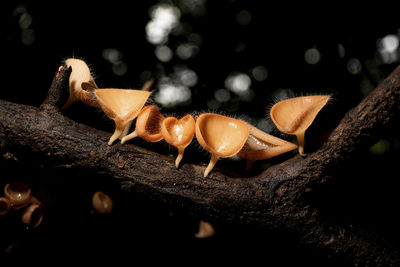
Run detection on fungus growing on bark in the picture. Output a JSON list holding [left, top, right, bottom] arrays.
[[161, 114, 195, 168], [61, 58, 98, 110], [195, 113, 249, 177], [238, 123, 297, 164], [121, 105, 164, 144], [270, 95, 330, 155], [94, 89, 151, 145]]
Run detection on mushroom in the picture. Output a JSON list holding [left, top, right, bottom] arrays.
[[4, 182, 31, 209], [121, 105, 165, 144], [270, 95, 330, 156], [0, 197, 11, 215], [94, 88, 151, 145], [161, 114, 195, 168], [238, 122, 297, 163], [194, 220, 216, 239], [92, 191, 113, 214], [21, 203, 43, 228], [195, 113, 249, 177], [61, 58, 98, 110]]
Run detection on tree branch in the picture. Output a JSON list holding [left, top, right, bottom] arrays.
[[1, 65, 400, 265]]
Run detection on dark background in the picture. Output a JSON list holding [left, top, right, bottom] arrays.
[[1, 1, 400, 265]]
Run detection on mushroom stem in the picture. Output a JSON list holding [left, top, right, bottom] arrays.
[[108, 126, 124, 146], [175, 147, 185, 168], [204, 154, 219, 177], [121, 121, 133, 140], [296, 132, 306, 156], [120, 130, 138, 144]]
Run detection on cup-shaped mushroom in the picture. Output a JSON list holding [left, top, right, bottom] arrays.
[[270, 95, 330, 156], [161, 114, 195, 168], [4, 182, 32, 209], [21, 204, 43, 228], [92, 191, 113, 214], [62, 58, 98, 110], [0, 197, 11, 215], [195, 113, 249, 177], [121, 105, 165, 144], [94, 89, 151, 145], [238, 122, 297, 161]]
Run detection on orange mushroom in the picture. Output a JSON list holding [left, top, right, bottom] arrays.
[[94, 88, 151, 145], [195, 113, 249, 177], [161, 114, 195, 168], [61, 58, 98, 110], [270, 95, 330, 156], [121, 105, 165, 144], [238, 122, 297, 161]]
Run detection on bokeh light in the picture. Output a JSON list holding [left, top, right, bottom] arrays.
[[304, 48, 321, 64], [224, 73, 251, 96], [155, 78, 191, 107], [347, 58, 362, 75], [146, 4, 181, 45]]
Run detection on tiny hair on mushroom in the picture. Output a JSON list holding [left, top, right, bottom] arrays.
[[62, 58, 98, 110], [270, 95, 330, 156]]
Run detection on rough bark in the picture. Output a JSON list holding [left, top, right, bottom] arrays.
[[1, 65, 400, 265]]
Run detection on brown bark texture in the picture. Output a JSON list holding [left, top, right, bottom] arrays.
[[1, 65, 400, 265]]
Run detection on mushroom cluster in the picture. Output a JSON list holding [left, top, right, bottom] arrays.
[[0, 182, 44, 229], [61, 58, 330, 177]]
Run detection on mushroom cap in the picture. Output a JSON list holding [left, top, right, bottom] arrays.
[[94, 89, 151, 123], [238, 123, 297, 160], [4, 182, 31, 207], [64, 58, 97, 106], [270, 95, 330, 135], [21, 204, 43, 228], [195, 113, 249, 158], [135, 105, 165, 142], [161, 114, 195, 148]]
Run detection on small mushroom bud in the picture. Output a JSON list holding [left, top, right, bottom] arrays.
[[161, 114, 195, 168], [0, 197, 11, 215], [195, 113, 249, 177], [94, 88, 151, 145], [21, 203, 43, 228], [92, 191, 113, 214], [61, 58, 98, 110], [270, 95, 330, 156], [121, 105, 165, 144], [4, 182, 31, 209]]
